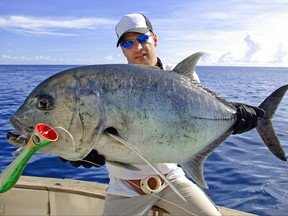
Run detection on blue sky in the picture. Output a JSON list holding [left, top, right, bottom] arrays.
[[1, 0, 288, 66]]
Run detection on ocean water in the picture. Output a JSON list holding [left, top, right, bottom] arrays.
[[0, 65, 288, 215]]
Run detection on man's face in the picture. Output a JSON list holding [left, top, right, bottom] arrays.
[[120, 32, 158, 66]]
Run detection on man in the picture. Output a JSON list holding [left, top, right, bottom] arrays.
[[63, 13, 264, 216], [102, 13, 264, 216], [101, 13, 220, 216]]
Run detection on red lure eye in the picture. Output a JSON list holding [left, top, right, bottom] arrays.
[[36, 123, 58, 141]]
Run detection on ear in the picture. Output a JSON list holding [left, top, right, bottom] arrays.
[[153, 34, 158, 47]]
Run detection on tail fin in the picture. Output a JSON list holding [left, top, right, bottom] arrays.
[[256, 85, 288, 161]]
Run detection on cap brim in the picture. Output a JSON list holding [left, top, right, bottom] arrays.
[[116, 28, 150, 47]]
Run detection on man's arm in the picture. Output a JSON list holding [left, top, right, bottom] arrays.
[[232, 103, 265, 134]]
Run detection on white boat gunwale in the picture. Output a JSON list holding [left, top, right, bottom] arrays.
[[0, 176, 256, 216]]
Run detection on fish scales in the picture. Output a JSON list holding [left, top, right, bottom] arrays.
[[6, 52, 287, 188]]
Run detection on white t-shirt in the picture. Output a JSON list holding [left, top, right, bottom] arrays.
[[106, 63, 200, 197], [106, 163, 185, 197]]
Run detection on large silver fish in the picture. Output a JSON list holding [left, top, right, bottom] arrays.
[[7, 52, 287, 188]]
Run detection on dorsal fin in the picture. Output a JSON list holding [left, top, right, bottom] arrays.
[[173, 52, 205, 78]]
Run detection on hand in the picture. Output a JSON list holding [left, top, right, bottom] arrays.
[[232, 103, 265, 134], [59, 150, 105, 168]]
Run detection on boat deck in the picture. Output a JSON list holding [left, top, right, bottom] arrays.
[[0, 176, 256, 215]]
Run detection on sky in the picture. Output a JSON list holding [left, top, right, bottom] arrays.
[[1, 0, 288, 66]]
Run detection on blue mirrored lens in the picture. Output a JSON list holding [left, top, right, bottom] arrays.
[[136, 35, 149, 43], [121, 34, 150, 48], [121, 40, 133, 48]]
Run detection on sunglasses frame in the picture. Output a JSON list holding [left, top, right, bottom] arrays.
[[120, 34, 152, 49]]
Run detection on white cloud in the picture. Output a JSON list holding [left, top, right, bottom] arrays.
[[2, 54, 65, 64], [1, 1, 288, 66], [153, 1, 288, 66], [273, 43, 288, 63], [244, 35, 261, 62], [0, 16, 116, 36], [0, 53, 124, 65]]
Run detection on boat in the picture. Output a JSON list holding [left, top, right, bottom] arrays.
[[0, 176, 256, 216]]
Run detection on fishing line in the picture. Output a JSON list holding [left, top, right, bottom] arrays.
[[51, 126, 195, 214], [126, 180, 197, 216], [54, 126, 103, 162], [79, 158, 196, 215], [54, 126, 75, 146], [80, 159, 103, 168], [106, 133, 186, 202], [16, 135, 26, 142], [54, 126, 82, 160]]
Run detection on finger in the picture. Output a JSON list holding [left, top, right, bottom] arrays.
[[95, 155, 105, 167], [232, 118, 245, 134], [243, 104, 265, 117], [58, 157, 68, 163], [254, 107, 265, 117], [70, 161, 82, 168], [82, 161, 93, 168]]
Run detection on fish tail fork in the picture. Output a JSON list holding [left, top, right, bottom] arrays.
[[256, 84, 288, 161]]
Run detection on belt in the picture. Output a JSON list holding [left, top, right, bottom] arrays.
[[127, 175, 165, 195]]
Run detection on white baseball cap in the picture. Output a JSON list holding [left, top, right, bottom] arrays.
[[115, 13, 153, 47]]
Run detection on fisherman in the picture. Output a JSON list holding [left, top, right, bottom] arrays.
[[63, 13, 265, 216]]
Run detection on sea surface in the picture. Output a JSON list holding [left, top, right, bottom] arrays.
[[0, 65, 288, 215]]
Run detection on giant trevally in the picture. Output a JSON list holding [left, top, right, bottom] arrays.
[[6, 52, 287, 188]]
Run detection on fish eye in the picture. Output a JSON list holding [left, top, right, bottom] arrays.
[[35, 94, 54, 110]]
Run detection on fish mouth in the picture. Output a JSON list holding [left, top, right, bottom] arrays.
[[7, 117, 34, 147]]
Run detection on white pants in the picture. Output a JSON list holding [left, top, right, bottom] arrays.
[[103, 176, 221, 216]]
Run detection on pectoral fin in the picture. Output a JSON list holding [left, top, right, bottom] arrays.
[[181, 131, 231, 188]]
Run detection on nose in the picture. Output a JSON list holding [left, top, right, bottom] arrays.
[[132, 41, 143, 50]]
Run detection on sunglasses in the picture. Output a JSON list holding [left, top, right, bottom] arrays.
[[120, 34, 151, 49]]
